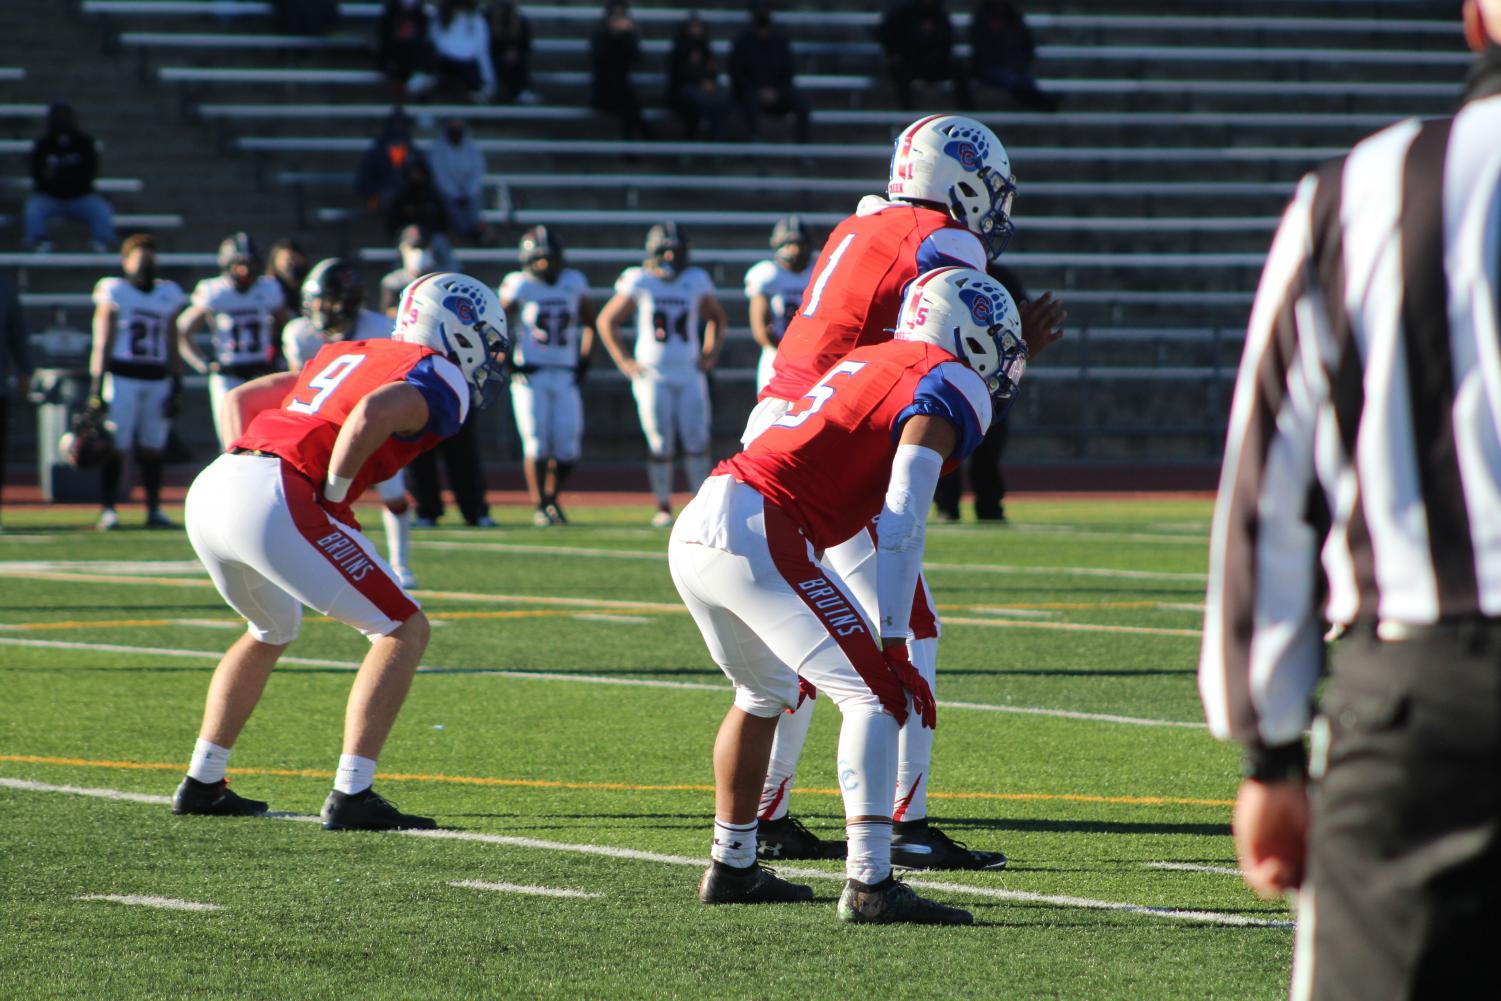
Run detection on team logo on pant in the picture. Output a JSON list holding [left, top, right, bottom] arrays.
[[314, 530, 374, 582], [796, 577, 867, 638]]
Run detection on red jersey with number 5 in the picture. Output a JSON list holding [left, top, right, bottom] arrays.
[[233, 339, 470, 518], [721, 339, 992, 549], [761, 196, 986, 403]]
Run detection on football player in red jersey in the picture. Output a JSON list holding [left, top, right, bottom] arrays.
[[171, 273, 508, 831], [746, 115, 1063, 868], [671, 267, 1027, 923]]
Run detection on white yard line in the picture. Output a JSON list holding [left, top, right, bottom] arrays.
[[967, 607, 1061, 619], [571, 614, 651, 624], [448, 879, 600, 899], [943, 616, 1201, 638], [75, 894, 224, 912], [169, 619, 246, 630], [1144, 862, 1243, 877], [2, 778, 1287, 929], [0, 636, 1204, 730], [1156, 602, 1207, 613]]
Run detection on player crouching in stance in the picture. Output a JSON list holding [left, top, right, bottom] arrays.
[[669, 267, 1026, 923], [172, 273, 507, 831]]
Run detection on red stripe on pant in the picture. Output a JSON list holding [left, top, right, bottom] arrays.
[[863, 523, 939, 641], [892, 773, 923, 821], [280, 461, 418, 623], [759, 777, 790, 822], [763, 500, 905, 713]]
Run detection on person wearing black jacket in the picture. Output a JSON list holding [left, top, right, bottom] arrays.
[[488, 2, 537, 103], [590, 1, 652, 141], [969, 1, 1057, 111], [0, 270, 31, 529], [729, 2, 811, 143], [375, 0, 433, 99], [23, 102, 116, 253], [877, 0, 972, 111], [668, 13, 732, 140]]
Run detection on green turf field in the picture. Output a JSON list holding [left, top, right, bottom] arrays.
[[0, 498, 1294, 1001]]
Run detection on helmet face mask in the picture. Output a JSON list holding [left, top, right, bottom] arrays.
[[770, 215, 813, 273], [301, 258, 365, 336], [218, 232, 262, 290], [888, 115, 1017, 262], [519, 226, 562, 284], [645, 221, 688, 279], [392, 272, 511, 411], [895, 266, 1027, 403]]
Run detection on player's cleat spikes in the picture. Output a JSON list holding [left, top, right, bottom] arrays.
[[144, 509, 175, 529], [891, 822, 1008, 871], [172, 776, 268, 817], [757, 815, 846, 861], [837, 876, 973, 925], [698, 861, 814, 905], [321, 788, 437, 831], [543, 502, 568, 526]]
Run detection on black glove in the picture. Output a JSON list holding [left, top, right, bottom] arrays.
[[574, 353, 592, 385], [163, 373, 183, 418]]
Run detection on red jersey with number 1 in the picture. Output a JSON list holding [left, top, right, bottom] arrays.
[[721, 339, 992, 550], [761, 196, 986, 403], [233, 339, 469, 522]]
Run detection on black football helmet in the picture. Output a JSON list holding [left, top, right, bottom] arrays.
[[218, 232, 262, 288], [770, 215, 812, 272], [60, 407, 117, 469], [301, 258, 365, 335], [645, 221, 688, 279], [519, 226, 563, 282]]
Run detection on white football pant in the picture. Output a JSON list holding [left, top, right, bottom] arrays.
[[103, 373, 171, 452], [510, 367, 583, 462]]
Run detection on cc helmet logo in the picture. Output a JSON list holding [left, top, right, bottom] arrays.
[[943, 140, 982, 172], [443, 294, 477, 324], [958, 287, 994, 324]]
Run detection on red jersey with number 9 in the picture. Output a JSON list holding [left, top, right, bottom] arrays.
[[233, 339, 470, 522], [761, 197, 986, 403], [721, 339, 992, 549]]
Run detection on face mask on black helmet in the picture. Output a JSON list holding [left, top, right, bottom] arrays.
[[391, 272, 511, 411], [519, 226, 563, 282], [301, 258, 365, 336], [770, 215, 812, 273], [218, 232, 263, 290], [645, 222, 689, 279]]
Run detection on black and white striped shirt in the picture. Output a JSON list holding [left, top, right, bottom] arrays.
[[1200, 74, 1501, 749]]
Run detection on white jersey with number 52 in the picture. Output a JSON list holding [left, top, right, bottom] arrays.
[[613, 266, 715, 372]]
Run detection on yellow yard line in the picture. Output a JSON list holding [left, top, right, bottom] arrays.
[[944, 616, 1201, 638], [0, 754, 1232, 808]]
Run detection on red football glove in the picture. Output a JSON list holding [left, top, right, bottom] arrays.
[[792, 676, 818, 711], [883, 639, 936, 730]]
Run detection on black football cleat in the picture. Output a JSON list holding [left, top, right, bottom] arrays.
[[172, 776, 268, 817], [891, 821, 1008, 871], [757, 814, 846, 861], [321, 788, 436, 831], [837, 875, 973, 925], [698, 861, 814, 905]]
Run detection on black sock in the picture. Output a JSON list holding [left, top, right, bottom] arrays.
[[141, 455, 163, 511], [100, 456, 122, 510]]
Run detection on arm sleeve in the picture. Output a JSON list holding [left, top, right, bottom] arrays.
[[401, 355, 470, 439], [1199, 175, 1328, 749], [893, 363, 993, 461], [875, 443, 945, 639]]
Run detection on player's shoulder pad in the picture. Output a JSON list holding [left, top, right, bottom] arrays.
[[403, 352, 471, 436], [614, 266, 645, 295], [856, 194, 898, 217], [901, 360, 992, 460], [561, 268, 589, 291], [355, 310, 394, 341], [497, 270, 524, 298], [92, 275, 122, 304], [684, 266, 715, 296], [916, 227, 987, 273], [744, 258, 778, 295]]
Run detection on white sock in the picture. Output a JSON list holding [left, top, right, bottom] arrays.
[[647, 459, 673, 506], [846, 820, 893, 885], [186, 738, 232, 784], [384, 507, 412, 572], [334, 753, 377, 795], [684, 452, 711, 491], [894, 635, 938, 822], [758, 695, 817, 821], [710, 818, 758, 868]]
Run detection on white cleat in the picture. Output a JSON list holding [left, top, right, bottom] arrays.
[[393, 565, 418, 590], [650, 509, 674, 529], [532, 508, 553, 527], [97, 508, 120, 531]]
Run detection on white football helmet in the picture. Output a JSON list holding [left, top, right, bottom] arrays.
[[888, 115, 1017, 261], [393, 272, 510, 410], [894, 266, 1026, 402]]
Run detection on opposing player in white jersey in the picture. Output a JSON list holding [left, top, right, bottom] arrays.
[[87, 233, 188, 530], [179, 232, 291, 446], [282, 258, 419, 589], [596, 222, 727, 527], [743, 216, 814, 393], [498, 226, 596, 527]]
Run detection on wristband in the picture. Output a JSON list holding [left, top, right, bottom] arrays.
[[324, 472, 353, 503], [1241, 741, 1307, 782]]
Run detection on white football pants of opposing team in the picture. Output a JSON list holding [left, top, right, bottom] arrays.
[[633, 366, 712, 502], [511, 367, 583, 462], [739, 397, 941, 825], [669, 475, 901, 822]]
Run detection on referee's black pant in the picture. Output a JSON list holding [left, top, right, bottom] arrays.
[[1298, 621, 1501, 1000], [408, 412, 490, 526]]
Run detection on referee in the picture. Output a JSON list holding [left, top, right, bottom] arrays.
[[1199, 3, 1501, 999]]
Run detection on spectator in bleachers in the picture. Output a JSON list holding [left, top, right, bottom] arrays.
[[591, 1, 653, 142], [420, 0, 497, 103], [487, 2, 538, 104], [380, 223, 458, 315], [668, 13, 732, 141], [729, 2, 811, 144], [265, 238, 311, 314], [385, 158, 449, 238], [968, 1, 1057, 111], [428, 118, 492, 244], [23, 102, 117, 254], [0, 269, 31, 530], [376, 0, 434, 100], [356, 107, 425, 220], [878, 0, 973, 111]]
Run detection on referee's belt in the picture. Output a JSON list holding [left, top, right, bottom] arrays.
[[228, 447, 280, 459]]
